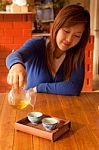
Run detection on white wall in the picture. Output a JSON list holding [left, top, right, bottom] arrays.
[[90, 0, 99, 76]]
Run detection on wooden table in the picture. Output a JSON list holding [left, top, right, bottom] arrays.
[[0, 93, 99, 150]]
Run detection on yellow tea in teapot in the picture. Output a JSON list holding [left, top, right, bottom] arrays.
[[10, 98, 31, 110], [8, 88, 31, 110]]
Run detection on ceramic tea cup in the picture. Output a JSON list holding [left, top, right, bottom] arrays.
[[27, 112, 43, 124], [42, 117, 58, 130]]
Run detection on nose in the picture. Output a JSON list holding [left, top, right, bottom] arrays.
[[66, 34, 73, 43]]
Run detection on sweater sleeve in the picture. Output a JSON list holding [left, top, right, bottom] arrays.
[[6, 37, 44, 69], [37, 61, 85, 96]]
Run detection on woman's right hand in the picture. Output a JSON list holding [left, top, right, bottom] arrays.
[[7, 63, 27, 89]]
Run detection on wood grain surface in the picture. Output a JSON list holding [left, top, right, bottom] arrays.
[[0, 93, 99, 150]]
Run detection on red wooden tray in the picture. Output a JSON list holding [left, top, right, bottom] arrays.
[[15, 114, 71, 142]]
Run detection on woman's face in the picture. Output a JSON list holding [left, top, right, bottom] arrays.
[[56, 24, 84, 52]]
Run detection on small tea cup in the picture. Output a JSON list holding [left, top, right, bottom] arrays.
[[42, 117, 58, 130], [27, 112, 43, 124]]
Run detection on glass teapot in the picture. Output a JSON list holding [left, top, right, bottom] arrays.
[[8, 87, 32, 110]]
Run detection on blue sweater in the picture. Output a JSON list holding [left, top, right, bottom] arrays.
[[6, 37, 85, 96]]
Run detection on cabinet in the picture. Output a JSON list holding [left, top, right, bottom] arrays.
[[33, 0, 54, 33], [35, 1, 54, 23]]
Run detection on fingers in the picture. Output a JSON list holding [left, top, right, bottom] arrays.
[[7, 73, 19, 88], [7, 72, 13, 85], [7, 69, 27, 89], [7, 72, 15, 86], [19, 73, 26, 88], [13, 74, 19, 88], [7, 64, 27, 89]]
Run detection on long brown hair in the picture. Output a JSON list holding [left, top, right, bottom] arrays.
[[45, 5, 90, 79]]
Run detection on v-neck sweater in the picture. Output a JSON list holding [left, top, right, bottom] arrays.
[[6, 37, 85, 96], [53, 53, 66, 74]]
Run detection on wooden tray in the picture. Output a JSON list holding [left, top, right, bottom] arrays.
[[15, 114, 71, 142]]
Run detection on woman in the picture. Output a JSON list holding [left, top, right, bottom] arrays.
[[6, 5, 90, 96]]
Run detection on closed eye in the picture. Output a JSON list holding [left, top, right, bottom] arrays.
[[74, 35, 81, 38], [62, 29, 70, 33]]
